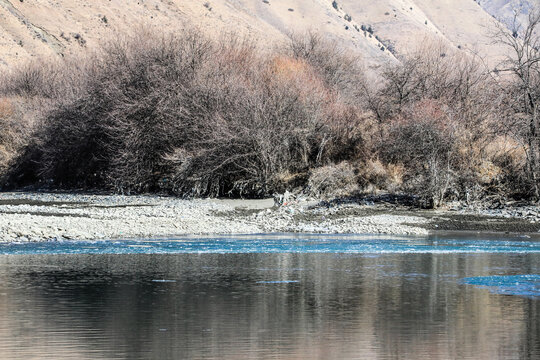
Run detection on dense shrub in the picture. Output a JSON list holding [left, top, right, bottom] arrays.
[[381, 101, 458, 208], [0, 29, 535, 205], [286, 32, 363, 101], [0, 97, 36, 175], [308, 161, 358, 199], [357, 159, 404, 193], [360, 40, 531, 206], [1, 31, 364, 197], [0, 98, 17, 171]]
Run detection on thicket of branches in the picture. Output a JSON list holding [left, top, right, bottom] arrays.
[[366, 42, 516, 207], [0, 22, 538, 207], [0, 31, 364, 197]]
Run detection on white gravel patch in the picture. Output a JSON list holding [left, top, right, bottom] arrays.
[[249, 208, 429, 236], [0, 192, 430, 242]]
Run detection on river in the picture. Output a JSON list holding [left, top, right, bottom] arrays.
[[0, 233, 538, 359]]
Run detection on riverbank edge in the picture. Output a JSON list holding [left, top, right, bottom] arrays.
[[0, 192, 539, 242]]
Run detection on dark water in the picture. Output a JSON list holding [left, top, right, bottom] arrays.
[[0, 234, 539, 359]]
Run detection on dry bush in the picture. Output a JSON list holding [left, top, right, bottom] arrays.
[[0, 98, 16, 168], [3, 28, 532, 203], [0, 97, 37, 177], [361, 39, 527, 205], [491, 10, 540, 198], [371, 40, 491, 123], [381, 99, 459, 207], [357, 159, 404, 193], [286, 32, 364, 100], [2, 30, 365, 197], [0, 98, 14, 119], [0, 61, 65, 98], [308, 161, 358, 199], [481, 136, 530, 198]]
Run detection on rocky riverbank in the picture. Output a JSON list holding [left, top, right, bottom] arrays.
[[0, 192, 539, 242]]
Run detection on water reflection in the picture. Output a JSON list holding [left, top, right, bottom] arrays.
[[0, 252, 538, 359]]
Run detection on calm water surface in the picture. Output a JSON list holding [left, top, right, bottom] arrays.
[[0, 234, 539, 359]]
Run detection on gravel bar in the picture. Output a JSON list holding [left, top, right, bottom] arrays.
[[0, 192, 431, 242], [2, 192, 540, 242]]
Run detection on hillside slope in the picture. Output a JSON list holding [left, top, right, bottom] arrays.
[[0, 0, 517, 69], [478, 0, 535, 28]]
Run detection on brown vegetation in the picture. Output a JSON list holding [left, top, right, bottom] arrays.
[[0, 31, 364, 197], [491, 10, 540, 198], [0, 24, 538, 207]]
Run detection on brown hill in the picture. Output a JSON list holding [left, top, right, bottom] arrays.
[[0, 0, 514, 69]]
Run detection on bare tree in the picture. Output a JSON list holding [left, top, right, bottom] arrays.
[[494, 10, 540, 198]]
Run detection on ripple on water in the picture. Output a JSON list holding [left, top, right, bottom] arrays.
[[0, 234, 540, 255], [461, 275, 540, 298]]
